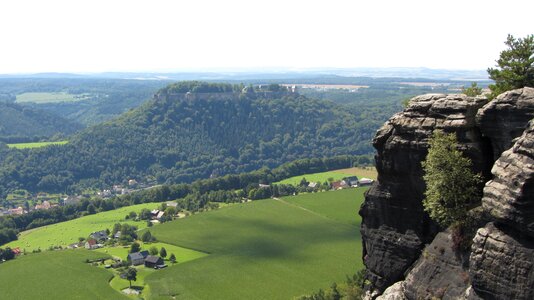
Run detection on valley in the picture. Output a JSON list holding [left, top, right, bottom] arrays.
[[0, 188, 365, 299]]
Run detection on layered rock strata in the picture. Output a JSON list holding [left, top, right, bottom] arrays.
[[361, 88, 534, 299]]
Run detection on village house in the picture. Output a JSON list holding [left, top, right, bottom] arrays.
[[7, 207, 25, 215], [89, 230, 109, 242], [331, 181, 348, 190], [11, 247, 22, 256], [144, 255, 165, 268], [34, 200, 51, 210], [128, 251, 149, 266], [342, 176, 359, 187], [85, 239, 100, 250]]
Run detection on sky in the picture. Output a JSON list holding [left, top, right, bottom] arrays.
[[0, 0, 532, 73]]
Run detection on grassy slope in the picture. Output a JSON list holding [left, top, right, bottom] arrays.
[[274, 167, 377, 186], [0, 250, 127, 300], [15, 92, 88, 103], [6, 202, 161, 251], [145, 188, 365, 300], [7, 140, 69, 149]]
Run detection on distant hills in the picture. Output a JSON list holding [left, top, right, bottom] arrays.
[[0, 82, 378, 194], [0, 67, 489, 81]]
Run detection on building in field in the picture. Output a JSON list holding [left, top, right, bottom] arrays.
[[144, 255, 164, 268]]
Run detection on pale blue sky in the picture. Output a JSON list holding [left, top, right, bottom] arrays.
[[0, 0, 532, 73]]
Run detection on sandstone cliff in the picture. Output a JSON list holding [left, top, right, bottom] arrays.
[[361, 87, 534, 299]]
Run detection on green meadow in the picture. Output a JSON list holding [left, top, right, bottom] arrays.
[[96, 242, 207, 296], [274, 167, 377, 186], [6, 202, 162, 251], [2, 188, 365, 299], [144, 188, 365, 299], [7, 140, 69, 149], [0, 250, 127, 299], [15, 92, 91, 103]]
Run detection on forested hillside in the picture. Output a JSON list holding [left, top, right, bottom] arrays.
[[0, 82, 378, 194], [0, 102, 83, 142], [0, 78, 169, 126]]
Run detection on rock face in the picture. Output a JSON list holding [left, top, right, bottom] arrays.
[[361, 88, 534, 299], [469, 120, 534, 299], [360, 94, 488, 291], [476, 87, 534, 160]]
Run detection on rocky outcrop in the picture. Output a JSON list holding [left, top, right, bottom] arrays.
[[470, 223, 534, 299], [360, 94, 488, 291], [476, 87, 534, 160], [481, 120, 534, 237], [469, 120, 534, 299], [361, 88, 534, 299]]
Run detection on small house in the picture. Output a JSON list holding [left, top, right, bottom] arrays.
[[127, 251, 149, 266], [343, 176, 359, 187], [85, 239, 99, 250], [144, 255, 164, 268], [90, 230, 109, 242], [331, 181, 348, 190]]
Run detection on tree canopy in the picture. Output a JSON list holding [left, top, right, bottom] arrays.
[[421, 130, 482, 227], [488, 34, 534, 99]]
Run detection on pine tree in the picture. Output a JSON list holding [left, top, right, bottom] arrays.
[[487, 34, 534, 99], [159, 247, 167, 258]]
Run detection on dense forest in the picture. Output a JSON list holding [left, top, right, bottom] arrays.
[[0, 102, 83, 142], [0, 82, 379, 195]]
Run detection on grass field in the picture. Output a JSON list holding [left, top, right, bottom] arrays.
[[95, 241, 207, 263], [274, 167, 377, 186], [5, 202, 163, 251], [96, 242, 207, 296], [144, 188, 365, 300], [15, 92, 91, 103], [7, 140, 69, 149], [0, 250, 127, 299]]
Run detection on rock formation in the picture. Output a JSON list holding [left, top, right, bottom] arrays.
[[361, 87, 534, 299]]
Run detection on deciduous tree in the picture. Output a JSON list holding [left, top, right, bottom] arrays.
[[422, 130, 482, 227]]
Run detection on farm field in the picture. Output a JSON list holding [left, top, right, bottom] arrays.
[[0, 250, 127, 299], [96, 242, 206, 296], [144, 188, 365, 300], [15, 92, 91, 103], [7, 140, 68, 149], [274, 166, 377, 186], [96, 241, 207, 264], [5, 202, 163, 251]]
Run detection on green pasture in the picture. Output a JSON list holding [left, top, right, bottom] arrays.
[[0, 250, 127, 299], [15, 92, 91, 103], [5, 202, 162, 251], [96, 241, 206, 296], [7, 140, 68, 149], [144, 188, 365, 299], [274, 167, 377, 186]]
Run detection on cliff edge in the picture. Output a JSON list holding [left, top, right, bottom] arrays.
[[360, 87, 534, 299]]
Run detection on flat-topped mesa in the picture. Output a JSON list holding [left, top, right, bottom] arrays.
[[360, 93, 489, 293]]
